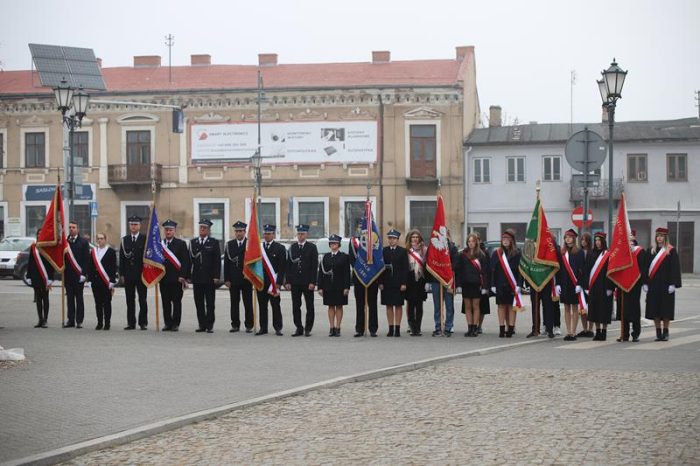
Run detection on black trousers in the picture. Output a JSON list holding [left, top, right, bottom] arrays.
[[66, 281, 85, 324], [160, 281, 183, 328], [92, 285, 112, 325], [194, 283, 216, 330], [291, 286, 315, 332], [33, 287, 49, 323], [354, 282, 379, 334], [618, 291, 641, 339], [406, 300, 423, 333], [530, 286, 556, 333], [229, 280, 253, 329], [125, 280, 148, 327], [258, 291, 283, 331]]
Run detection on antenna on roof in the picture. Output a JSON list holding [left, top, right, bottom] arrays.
[[570, 69, 577, 134], [165, 34, 174, 83], [695, 90, 699, 120]]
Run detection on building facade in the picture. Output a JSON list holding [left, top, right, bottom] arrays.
[[0, 46, 479, 248], [464, 111, 700, 273]]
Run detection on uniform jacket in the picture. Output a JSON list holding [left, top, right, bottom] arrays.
[[285, 241, 318, 287], [161, 237, 190, 283], [262, 240, 286, 289], [64, 235, 90, 284], [189, 236, 221, 284], [380, 246, 408, 289], [317, 251, 351, 292], [224, 238, 247, 284], [119, 233, 146, 281]]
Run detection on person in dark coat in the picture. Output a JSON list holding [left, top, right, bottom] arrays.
[[490, 229, 522, 338], [405, 229, 428, 336], [380, 229, 408, 337], [615, 230, 646, 342], [257, 224, 286, 336], [88, 232, 117, 330], [428, 232, 459, 337], [26, 232, 55, 328], [224, 221, 253, 333], [189, 218, 221, 333], [159, 220, 190, 332], [349, 233, 380, 338], [559, 229, 585, 341], [63, 220, 90, 328], [645, 227, 682, 341], [119, 215, 148, 330], [317, 234, 351, 337], [477, 239, 491, 334], [584, 232, 615, 341], [577, 232, 595, 338], [456, 233, 488, 337], [284, 224, 318, 337]]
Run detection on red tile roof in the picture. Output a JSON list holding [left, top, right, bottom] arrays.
[[0, 58, 468, 96]]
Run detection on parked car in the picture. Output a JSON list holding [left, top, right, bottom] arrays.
[[0, 237, 35, 278], [314, 237, 351, 262]]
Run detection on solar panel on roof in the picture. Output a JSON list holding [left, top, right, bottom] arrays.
[[29, 43, 106, 91]]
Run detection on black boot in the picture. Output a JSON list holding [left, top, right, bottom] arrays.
[[662, 328, 669, 341], [329, 328, 336, 337], [335, 328, 341, 337], [655, 328, 663, 341], [593, 329, 601, 341], [601, 329, 607, 341], [506, 325, 514, 338], [469, 325, 476, 336], [394, 326, 401, 337], [387, 325, 395, 337], [499, 325, 505, 338]]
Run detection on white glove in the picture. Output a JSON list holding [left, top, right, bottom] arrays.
[[456, 287, 462, 294], [668, 285, 676, 294], [642, 284, 648, 293], [79, 275, 87, 283], [481, 288, 488, 295], [575, 285, 582, 294], [515, 286, 521, 294], [26, 278, 32, 286], [606, 289, 613, 297], [490, 286, 497, 294], [424, 283, 432, 292], [555, 285, 561, 295], [109, 282, 115, 290]]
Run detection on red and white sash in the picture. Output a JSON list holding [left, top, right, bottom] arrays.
[[261, 243, 279, 294], [588, 250, 610, 289], [408, 248, 425, 268], [564, 251, 587, 311], [162, 241, 181, 271], [648, 246, 672, 281], [497, 250, 523, 308], [91, 247, 111, 288], [32, 245, 50, 288], [470, 257, 484, 287], [65, 243, 82, 275]]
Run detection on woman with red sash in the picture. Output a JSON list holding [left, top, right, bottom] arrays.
[[490, 229, 522, 338], [615, 230, 647, 342], [576, 232, 595, 338], [559, 229, 585, 341], [88, 232, 118, 330], [405, 229, 428, 336], [645, 227, 682, 341], [26, 229, 55, 328], [584, 232, 614, 341], [456, 233, 489, 337]]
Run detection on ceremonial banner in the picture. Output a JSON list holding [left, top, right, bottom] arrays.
[[141, 206, 166, 287], [519, 198, 559, 292], [425, 195, 454, 288], [36, 184, 66, 272], [607, 193, 641, 292], [351, 200, 384, 287], [243, 200, 265, 291]]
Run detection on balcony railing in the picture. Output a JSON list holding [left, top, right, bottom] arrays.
[[108, 164, 162, 186], [570, 177, 624, 202]]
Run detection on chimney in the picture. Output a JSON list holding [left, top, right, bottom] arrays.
[[134, 55, 161, 67], [455, 45, 473, 61], [372, 51, 391, 64], [602, 105, 609, 123], [96, 57, 102, 68], [489, 105, 502, 128], [258, 53, 278, 67], [190, 54, 211, 66]]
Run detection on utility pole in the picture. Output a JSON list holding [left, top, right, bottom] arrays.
[[570, 69, 576, 133], [165, 34, 174, 83]]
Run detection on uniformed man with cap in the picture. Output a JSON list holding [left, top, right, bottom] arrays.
[[120, 215, 148, 330], [380, 229, 408, 337], [63, 220, 90, 328], [284, 224, 318, 336], [257, 224, 286, 336], [160, 219, 190, 331], [189, 218, 221, 333], [224, 221, 253, 333]]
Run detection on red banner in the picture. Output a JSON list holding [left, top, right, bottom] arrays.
[[36, 185, 66, 272], [425, 195, 454, 288], [607, 193, 641, 292]]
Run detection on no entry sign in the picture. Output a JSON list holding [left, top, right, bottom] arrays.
[[571, 206, 593, 229]]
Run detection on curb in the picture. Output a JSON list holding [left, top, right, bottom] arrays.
[[2, 338, 546, 466]]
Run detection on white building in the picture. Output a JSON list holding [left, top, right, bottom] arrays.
[[464, 109, 700, 274]]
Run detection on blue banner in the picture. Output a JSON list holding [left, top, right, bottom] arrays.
[[141, 206, 165, 287], [352, 203, 384, 287]]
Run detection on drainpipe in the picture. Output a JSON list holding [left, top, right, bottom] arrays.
[[463, 145, 472, 244]]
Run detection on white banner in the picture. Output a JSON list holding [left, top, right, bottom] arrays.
[[191, 120, 378, 164]]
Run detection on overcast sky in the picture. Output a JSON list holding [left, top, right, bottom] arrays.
[[1, 0, 698, 125]]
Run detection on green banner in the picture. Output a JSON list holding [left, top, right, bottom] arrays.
[[519, 199, 558, 292]]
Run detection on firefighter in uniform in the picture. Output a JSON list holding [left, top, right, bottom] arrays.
[[120, 215, 148, 330], [257, 224, 286, 336], [380, 229, 408, 337], [160, 219, 190, 332], [284, 224, 318, 337], [189, 219, 221, 333], [63, 220, 90, 328], [349, 233, 380, 337], [224, 221, 253, 333]]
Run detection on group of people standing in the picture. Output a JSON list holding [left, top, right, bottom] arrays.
[[27, 217, 681, 342]]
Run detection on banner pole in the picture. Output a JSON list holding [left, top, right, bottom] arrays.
[[61, 275, 65, 325], [253, 288, 258, 332], [619, 290, 625, 342], [364, 287, 368, 335], [535, 290, 540, 335], [155, 284, 160, 332], [440, 285, 445, 334]]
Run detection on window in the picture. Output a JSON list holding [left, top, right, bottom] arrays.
[[127, 130, 151, 165], [543, 155, 561, 181], [70, 205, 91, 241], [409, 124, 436, 178], [71, 131, 89, 167], [25, 132, 45, 168], [499, 223, 527, 242], [626, 154, 647, 182], [408, 199, 437, 241], [473, 158, 490, 183], [298, 202, 326, 239], [507, 157, 525, 182], [667, 153, 687, 182], [25, 205, 47, 236], [468, 224, 488, 243]]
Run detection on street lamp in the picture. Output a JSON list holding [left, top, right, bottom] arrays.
[[53, 79, 90, 221], [597, 59, 627, 239]]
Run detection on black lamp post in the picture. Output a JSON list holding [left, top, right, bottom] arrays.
[[53, 78, 90, 221], [597, 59, 627, 239]]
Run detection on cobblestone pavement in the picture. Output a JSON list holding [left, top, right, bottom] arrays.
[[61, 364, 700, 465]]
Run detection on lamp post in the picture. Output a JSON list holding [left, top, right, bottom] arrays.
[[597, 59, 627, 239], [53, 78, 89, 222], [252, 70, 265, 232]]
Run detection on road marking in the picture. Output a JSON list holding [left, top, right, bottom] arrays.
[[628, 333, 700, 350]]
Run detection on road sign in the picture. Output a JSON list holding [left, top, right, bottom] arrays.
[[571, 206, 593, 229], [571, 173, 601, 189], [565, 129, 606, 172], [90, 201, 98, 218]]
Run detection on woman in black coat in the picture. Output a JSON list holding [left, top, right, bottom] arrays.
[[456, 233, 488, 337], [317, 235, 351, 337], [645, 227, 682, 341], [490, 229, 522, 338], [584, 232, 614, 341], [404, 229, 428, 336], [577, 232, 595, 338], [558, 229, 585, 341], [26, 241, 55, 328], [88, 232, 118, 330]]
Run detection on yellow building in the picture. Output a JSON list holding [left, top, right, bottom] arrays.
[[0, 46, 479, 246]]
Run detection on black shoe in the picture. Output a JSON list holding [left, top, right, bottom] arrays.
[[616, 336, 629, 342], [304, 330, 311, 337], [432, 330, 442, 337], [499, 325, 505, 338], [139, 325, 147, 330], [335, 329, 341, 337], [275, 330, 284, 336], [206, 329, 214, 333], [526, 331, 539, 338], [230, 327, 240, 333], [63, 322, 75, 328], [245, 328, 253, 334], [548, 331, 555, 339], [41, 321, 48, 328], [329, 328, 336, 337], [292, 329, 304, 337], [171, 326, 178, 332], [95, 323, 103, 330], [162, 327, 171, 332], [506, 326, 514, 338], [394, 327, 401, 337], [445, 330, 452, 338], [354, 332, 364, 337], [255, 329, 268, 335], [76, 324, 83, 329], [662, 328, 669, 341], [370, 332, 377, 337], [563, 335, 573, 341], [195, 328, 206, 333], [386, 326, 395, 337], [575, 330, 587, 337], [124, 326, 136, 330], [34, 322, 42, 328], [601, 329, 607, 341], [632, 336, 639, 342], [103, 324, 110, 331]]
